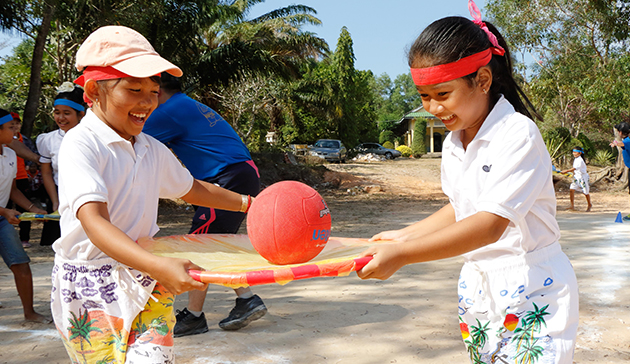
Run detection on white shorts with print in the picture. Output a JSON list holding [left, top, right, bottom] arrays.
[[570, 175, 589, 195], [457, 242, 579, 364]]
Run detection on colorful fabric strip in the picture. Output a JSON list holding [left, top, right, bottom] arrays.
[[54, 99, 85, 112]]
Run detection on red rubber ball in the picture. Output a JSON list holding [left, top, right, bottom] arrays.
[[247, 181, 332, 265]]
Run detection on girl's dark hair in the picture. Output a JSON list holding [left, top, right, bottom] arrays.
[[408, 16, 541, 121], [55, 84, 86, 113], [615, 122, 630, 135], [160, 72, 182, 93]]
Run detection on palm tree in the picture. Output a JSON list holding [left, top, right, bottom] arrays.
[[67, 309, 103, 363]]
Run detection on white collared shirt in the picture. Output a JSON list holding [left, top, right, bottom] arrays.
[[0, 145, 17, 207], [54, 109, 194, 261], [572, 156, 587, 180], [441, 96, 560, 262], [36, 129, 65, 185]]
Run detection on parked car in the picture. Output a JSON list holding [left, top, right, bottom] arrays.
[[309, 139, 347, 162], [354, 142, 402, 159]]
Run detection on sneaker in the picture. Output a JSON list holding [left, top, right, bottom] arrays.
[[22, 241, 31, 248], [219, 295, 267, 331], [623, 214, 630, 221], [173, 308, 208, 338]]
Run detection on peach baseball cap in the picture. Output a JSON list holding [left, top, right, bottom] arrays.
[[75, 25, 182, 78]]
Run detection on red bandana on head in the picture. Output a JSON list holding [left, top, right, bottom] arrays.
[[410, 0, 506, 86], [74, 66, 132, 105]]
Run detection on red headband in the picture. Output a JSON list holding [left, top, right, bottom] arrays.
[[410, 47, 504, 86], [74, 66, 132, 87]]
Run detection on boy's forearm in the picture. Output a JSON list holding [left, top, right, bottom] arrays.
[[181, 179, 243, 212]]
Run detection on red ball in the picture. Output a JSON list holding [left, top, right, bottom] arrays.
[[247, 181, 332, 265]]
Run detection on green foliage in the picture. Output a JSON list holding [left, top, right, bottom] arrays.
[[576, 132, 595, 158], [591, 149, 615, 167], [396, 145, 412, 157], [542, 127, 571, 163], [411, 118, 427, 157], [379, 130, 395, 144], [382, 141, 394, 149], [374, 72, 421, 123]]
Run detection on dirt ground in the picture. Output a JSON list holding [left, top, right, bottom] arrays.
[[1, 158, 630, 363]]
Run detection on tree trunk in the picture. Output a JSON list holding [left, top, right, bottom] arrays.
[[21, 3, 54, 138]]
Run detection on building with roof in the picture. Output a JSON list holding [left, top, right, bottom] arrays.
[[395, 106, 448, 153]]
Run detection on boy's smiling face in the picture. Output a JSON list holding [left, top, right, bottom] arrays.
[[89, 77, 159, 140]]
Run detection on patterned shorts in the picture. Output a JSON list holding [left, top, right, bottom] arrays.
[[457, 243, 579, 364]]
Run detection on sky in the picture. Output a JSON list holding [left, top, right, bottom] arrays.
[[0, 0, 487, 79]]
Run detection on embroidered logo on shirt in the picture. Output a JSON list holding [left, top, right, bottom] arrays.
[[199, 213, 207, 221], [482, 165, 492, 172]]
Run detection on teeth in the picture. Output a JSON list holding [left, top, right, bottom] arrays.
[[130, 112, 146, 118], [441, 115, 454, 121]]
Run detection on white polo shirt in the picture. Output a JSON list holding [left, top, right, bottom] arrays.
[[573, 156, 587, 180], [0, 146, 17, 207], [441, 96, 560, 262], [36, 129, 65, 185], [54, 109, 194, 261]]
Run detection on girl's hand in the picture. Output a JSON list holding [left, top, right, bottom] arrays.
[[369, 229, 406, 242], [31, 207, 47, 215], [357, 244, 408, 280], [52, 202, 59, 212], [149, 256, 208, 295]]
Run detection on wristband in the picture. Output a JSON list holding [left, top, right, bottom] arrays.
[[239, 195, 252, 213], [27, 203, 34, 211]]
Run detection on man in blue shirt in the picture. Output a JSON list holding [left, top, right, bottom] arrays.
[[144, 73, 267, 336]]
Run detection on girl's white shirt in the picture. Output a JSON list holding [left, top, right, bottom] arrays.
[[54, 109, 194, 261], [36, 129, 65, 185], [572, 156, 587, 180], [441, 96, 560, 262]]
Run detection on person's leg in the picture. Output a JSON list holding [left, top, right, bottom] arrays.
[[585, 194, 592, 212], [568, 189, 575, 210], [0, 217, 49, 322], [175, 161, 264, 335]]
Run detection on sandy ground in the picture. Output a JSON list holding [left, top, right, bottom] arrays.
[[1, 158, 630, 363]]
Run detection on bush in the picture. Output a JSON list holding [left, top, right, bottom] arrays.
[[411, 118, 427, 157], [591, 149, 615, 166], [396, 145, 412, 157], [382, 141, 394, 149]]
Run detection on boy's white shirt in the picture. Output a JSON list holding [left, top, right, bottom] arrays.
[[36, 129, 65, 185], [441, 96, 560, 262], [0, 145, 17, 207], [54, 109, 194, 261]]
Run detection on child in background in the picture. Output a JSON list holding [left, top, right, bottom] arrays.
[[611, 122, 630, 219], [8, 112, 36, 247], [36, 82, 85, 246], [562, 146, 592, 211], [51, 25, 252, 363], [0, 108, 49, 323], [357, 1, 578, 363]]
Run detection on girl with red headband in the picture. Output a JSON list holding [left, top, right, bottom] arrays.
[[358, 1, 578, 362], [50, 25, 252, 363]]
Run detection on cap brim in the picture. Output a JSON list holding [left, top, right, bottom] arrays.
[[112, 54, 183, 78]]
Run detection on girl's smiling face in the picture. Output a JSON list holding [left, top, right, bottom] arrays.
[[53, 104, 83, 132], [0, 120, 17, 145], [417, 77, 490, 143], [90, 77, 159, 140]]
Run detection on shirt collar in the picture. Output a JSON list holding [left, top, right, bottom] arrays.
[[472, 95, 515, 142]]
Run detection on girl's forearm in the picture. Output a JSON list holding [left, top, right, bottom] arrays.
[[397, 211, 509, 265]]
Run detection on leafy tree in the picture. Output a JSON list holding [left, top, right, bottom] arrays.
[[379, 130, 394, 144]]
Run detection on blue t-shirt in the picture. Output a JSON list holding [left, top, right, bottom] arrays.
[[622, 136, 630, 168], [143, 92, 252, 180]]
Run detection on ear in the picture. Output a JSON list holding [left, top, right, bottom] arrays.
[[83, 79, 101, 103], [476, 66, 493, 93]]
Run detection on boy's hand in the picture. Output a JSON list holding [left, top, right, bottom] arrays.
[[357, 244, 408, 280], [149, 256, 208, 295]]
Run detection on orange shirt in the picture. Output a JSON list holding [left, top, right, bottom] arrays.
[[15, 134, 28, 180]]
